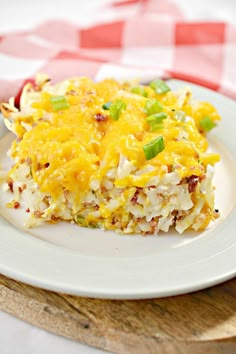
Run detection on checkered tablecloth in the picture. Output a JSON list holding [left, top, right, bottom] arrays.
[[0, 0, 236, 103]]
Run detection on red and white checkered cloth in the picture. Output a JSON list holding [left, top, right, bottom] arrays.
[[0, 0, 236, 102]]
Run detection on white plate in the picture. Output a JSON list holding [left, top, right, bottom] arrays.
[[0, 79, 235, 299]]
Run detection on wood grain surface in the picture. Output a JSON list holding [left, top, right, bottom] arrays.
[[0, 275, 235, 354]]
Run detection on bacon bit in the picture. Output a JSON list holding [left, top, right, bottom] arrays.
[[44, 162, 50, 168], [188, 175, 199, 193], [101, 186, 107, 193], [19, 184, 27, 193], [131, 190, 140, 204], [51, 215, 59, 221], [111, 216, 119, 225], [7, 178, 14, 193], [14, 201, 20, 209], [131, 194, 138, 204], [171, 211, 178, 224], [148, 185, 156, 190], [26, 208, 30, 213], [34, 210, 44, 218], [177, 215, 184, 221], [94, 113, 107, 122]]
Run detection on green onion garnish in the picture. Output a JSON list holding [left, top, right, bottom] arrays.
[[109, 99, 127, 120], [150, 79, 170, 94], [146, 112, 167, 131], [102, 101, 112, 110], [200, 116, 216, 132], [131, 86, 148, 97], [146, 112, 167, 124], [75, 216, 87, 227], [144, 99, 163, 116], [90, 222, 99, 229], [75, 216, 99, 229], [50, 95, 69, 111], [143, 136, 165, 160], [149, 123, 164, 132]]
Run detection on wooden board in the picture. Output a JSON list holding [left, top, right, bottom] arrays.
[[0, 275, 236, 353]]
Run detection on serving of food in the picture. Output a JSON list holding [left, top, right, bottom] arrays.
[[0, 74, 221, 235]]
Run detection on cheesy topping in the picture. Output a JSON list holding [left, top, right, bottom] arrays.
[[0, 75, 221, 233]]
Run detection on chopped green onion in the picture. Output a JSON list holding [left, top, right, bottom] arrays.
[[200, 116, 216, 132], [75, 216, 87, 227], [143, 136, 165, 160], [150, 79, 170, 94], [75, 216, 99, 229], [109, 99, 127, 120], [90, 222, 99, 229], [149, 123, 164, 132], [131, 86, 148, 97], [146, 112, 167, 131], [102, 101, 112, 110], [146, 112, 167, 124], [144, 99, 163, 116], [50, 95, 69, 111]]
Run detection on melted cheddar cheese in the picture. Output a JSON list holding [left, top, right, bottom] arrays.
[[7, 77, 220, 204]]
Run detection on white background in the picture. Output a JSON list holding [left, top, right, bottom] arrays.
[[0, 1, 235, 353]]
